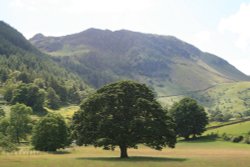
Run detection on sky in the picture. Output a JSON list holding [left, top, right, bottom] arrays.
[[1, 0, 250, 75]]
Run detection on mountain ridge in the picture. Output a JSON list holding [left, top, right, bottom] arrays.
[[30, 28, 250, 95]]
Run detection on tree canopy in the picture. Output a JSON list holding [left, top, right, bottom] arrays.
[[72, 80, 176, 158], [32, 113, 69, 151], [170, 97, 208, 140], [8, 103, 32, 143], [0, 133, 18, 152], [10, 84, 45, 112], [0, 21, 91, 110]]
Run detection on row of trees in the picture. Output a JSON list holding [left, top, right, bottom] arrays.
[[0, 81, 208, 158]]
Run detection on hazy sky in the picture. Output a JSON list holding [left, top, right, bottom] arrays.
[[1, 0, 250, 75]]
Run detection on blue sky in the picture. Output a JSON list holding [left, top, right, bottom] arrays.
[[1, 0, 250, 74]]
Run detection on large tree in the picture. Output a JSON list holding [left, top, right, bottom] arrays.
[[32, 113, 69, 151], [8, 103, 32, 143], [72, 80, 176, 158], [170, 97, 208, 140]]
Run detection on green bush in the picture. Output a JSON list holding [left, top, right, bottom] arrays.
[[221, 133, 231, 141], [248, 131, 250, 135], [231, 136, 243, 143], [243, 136, 250, 144]]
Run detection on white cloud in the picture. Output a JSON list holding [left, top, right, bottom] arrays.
[[218, 3, 250, 50]]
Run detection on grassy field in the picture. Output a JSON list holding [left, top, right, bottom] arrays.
[[0, 141, 250, 167], [205, 120, 250, 136], [45, 105, 79, 121]]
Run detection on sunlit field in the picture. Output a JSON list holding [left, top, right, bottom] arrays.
[[1, 140, 250, 167], [206, 121, 250, 136]]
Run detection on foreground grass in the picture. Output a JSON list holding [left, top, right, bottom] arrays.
[[1, 141, 250, 167]]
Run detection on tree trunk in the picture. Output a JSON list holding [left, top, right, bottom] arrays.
[[119, 145, 128, 158]]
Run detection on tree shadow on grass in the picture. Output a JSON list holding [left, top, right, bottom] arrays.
[[48, 150, 71, 155], [77, 156, 188, 162]]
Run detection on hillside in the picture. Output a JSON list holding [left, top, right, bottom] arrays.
[[205, 120, 250, 136], [158, 81, 250, 117], [30, 29, 249, 95], [0, 21, 91, 109]]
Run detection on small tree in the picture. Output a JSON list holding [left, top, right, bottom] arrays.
[[72, 80, 176, 158], [32, 113, 69, 151], [8, 103, 32, 143], [0, 133, 18, 152], [170, 97, 208, 140], [0, 118, 9, 136]]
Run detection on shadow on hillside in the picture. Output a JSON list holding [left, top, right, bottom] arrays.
[[77, 156, 188, 162]]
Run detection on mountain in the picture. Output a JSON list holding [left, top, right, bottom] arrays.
[[30, 28, 250, 96], [0, 21, 91, 108]]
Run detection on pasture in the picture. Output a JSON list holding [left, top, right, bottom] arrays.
[[0, 140, 250, 167], [206, 120, 250, 136]]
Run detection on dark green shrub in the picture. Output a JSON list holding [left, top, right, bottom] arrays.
[[231, 136, 243, 143], [243, 136, 250, 144]]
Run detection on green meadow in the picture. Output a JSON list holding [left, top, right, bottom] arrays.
[[206, 120, 250, 136], [1, 109, 250, 167], [0, 140, 250, 167]]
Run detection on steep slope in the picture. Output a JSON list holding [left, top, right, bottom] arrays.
[[0, 21, 91, 106], [30, 28, 250, 95]]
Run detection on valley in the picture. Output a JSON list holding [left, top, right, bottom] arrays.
[[0, 20, 250, 167]]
